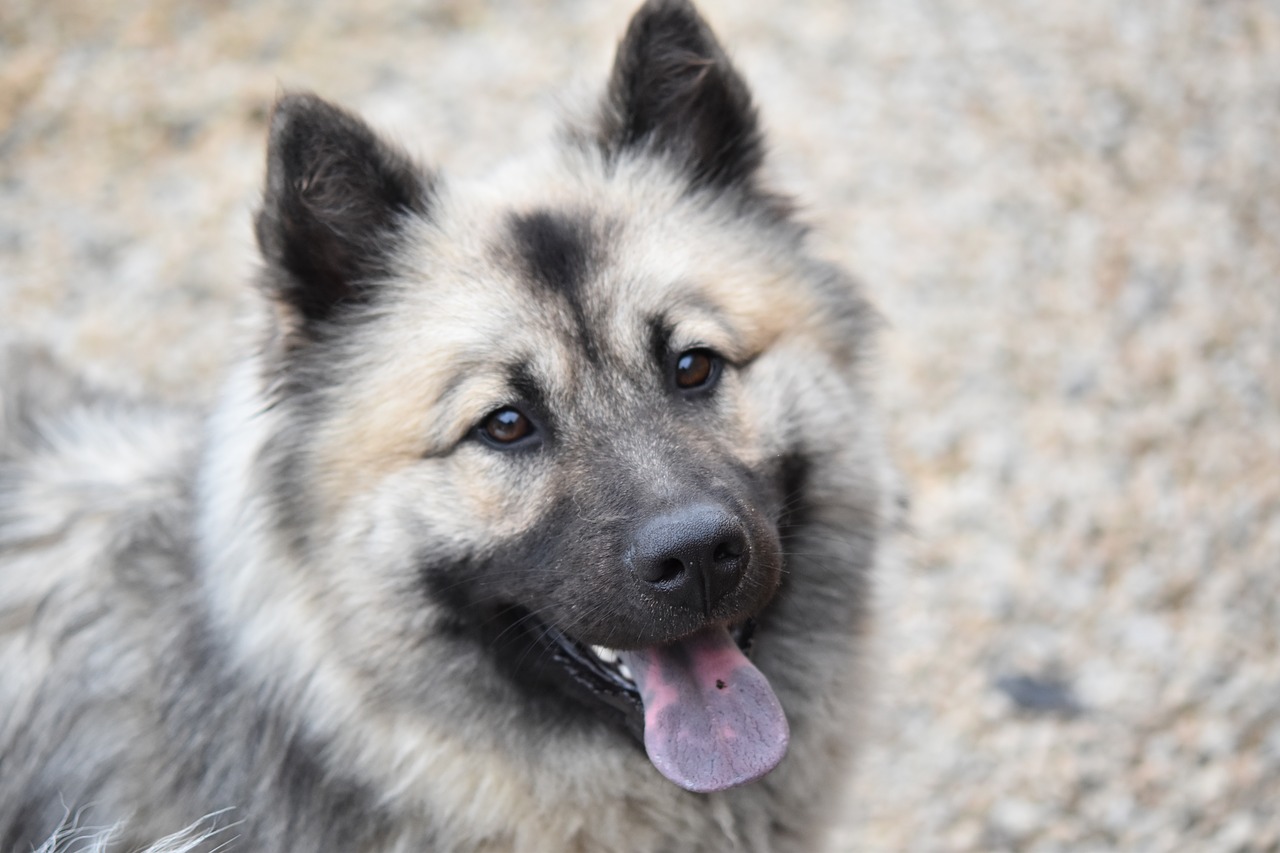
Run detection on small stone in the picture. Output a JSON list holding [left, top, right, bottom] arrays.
[[995, 674, 1084, 717]]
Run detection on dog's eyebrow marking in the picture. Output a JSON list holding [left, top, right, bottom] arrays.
[[648, 301, 739, 363], [506, 361, 550, 420], [424, 358, 550, 449], [648, 315, 674, 368], [507, 209, 602, 363]]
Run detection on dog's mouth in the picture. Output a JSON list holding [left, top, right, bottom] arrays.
[[463, 482, 803, 793], [519, 612, 788, 793], [532, 616, 760, 734]]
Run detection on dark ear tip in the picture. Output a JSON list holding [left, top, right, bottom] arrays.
[[265, 93, 319, 177], [625, 0, 711, 40], [271, 90, 346, 116], [633, 0, 700, 17], [267, 92, 343, 148]]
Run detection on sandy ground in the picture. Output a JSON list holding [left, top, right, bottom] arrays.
[[3, 0, 1278, 849]]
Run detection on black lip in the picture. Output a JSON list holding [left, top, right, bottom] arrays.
[[540, 622, 647, 743], [522, 611, 759, 746]]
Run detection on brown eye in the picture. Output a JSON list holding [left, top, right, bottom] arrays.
[[674, 349, 720, 391], [481, 407, 534, 445]]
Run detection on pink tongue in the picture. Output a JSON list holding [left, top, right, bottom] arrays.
[[617, 626, 789, 793]]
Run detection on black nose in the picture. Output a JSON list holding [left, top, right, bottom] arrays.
[[629, 504, 749, 616]]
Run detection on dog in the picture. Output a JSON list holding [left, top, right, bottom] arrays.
[[0, 1, 893, 849]]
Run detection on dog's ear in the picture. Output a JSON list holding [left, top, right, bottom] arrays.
[[255, 93, 433, 339], [599, 0, 763, 191]]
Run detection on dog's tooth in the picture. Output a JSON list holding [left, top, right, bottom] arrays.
[[617, 663, 633, 682], [590, 645, 618, 664]]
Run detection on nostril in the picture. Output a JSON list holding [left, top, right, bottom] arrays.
[[713, 539, 743, 563], [654, 557, 685, 585]]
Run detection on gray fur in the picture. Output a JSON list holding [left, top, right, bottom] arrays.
[[0, 2, 895, 850]]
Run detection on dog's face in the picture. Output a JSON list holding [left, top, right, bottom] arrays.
[[245, 0, 870, 794]]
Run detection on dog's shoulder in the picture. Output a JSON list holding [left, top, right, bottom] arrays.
[[0, 346, 212, 847]]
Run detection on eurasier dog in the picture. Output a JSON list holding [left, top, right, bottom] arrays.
[[0, 1, 895, 849]]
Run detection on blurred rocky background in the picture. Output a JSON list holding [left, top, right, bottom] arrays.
[[2, 0, 1277, 849]]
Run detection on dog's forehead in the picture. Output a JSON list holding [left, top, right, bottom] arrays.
[[417, 158, 814, 356], [358, 155, 823, 424]]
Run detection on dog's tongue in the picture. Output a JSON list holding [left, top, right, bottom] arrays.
[[617, 626, 789, 793]]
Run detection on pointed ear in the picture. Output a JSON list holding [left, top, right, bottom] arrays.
[[255, 93, 433, 337], [599, 0, 763, 191]]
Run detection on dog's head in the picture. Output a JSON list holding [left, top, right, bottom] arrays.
[[232, 0, 873, 795]]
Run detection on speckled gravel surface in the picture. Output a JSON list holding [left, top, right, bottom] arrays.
[[3, 1, 1278, 849]]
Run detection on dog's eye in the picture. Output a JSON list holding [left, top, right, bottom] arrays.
[[479, 407, 535, 446], [674, 349, 721, 392]]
